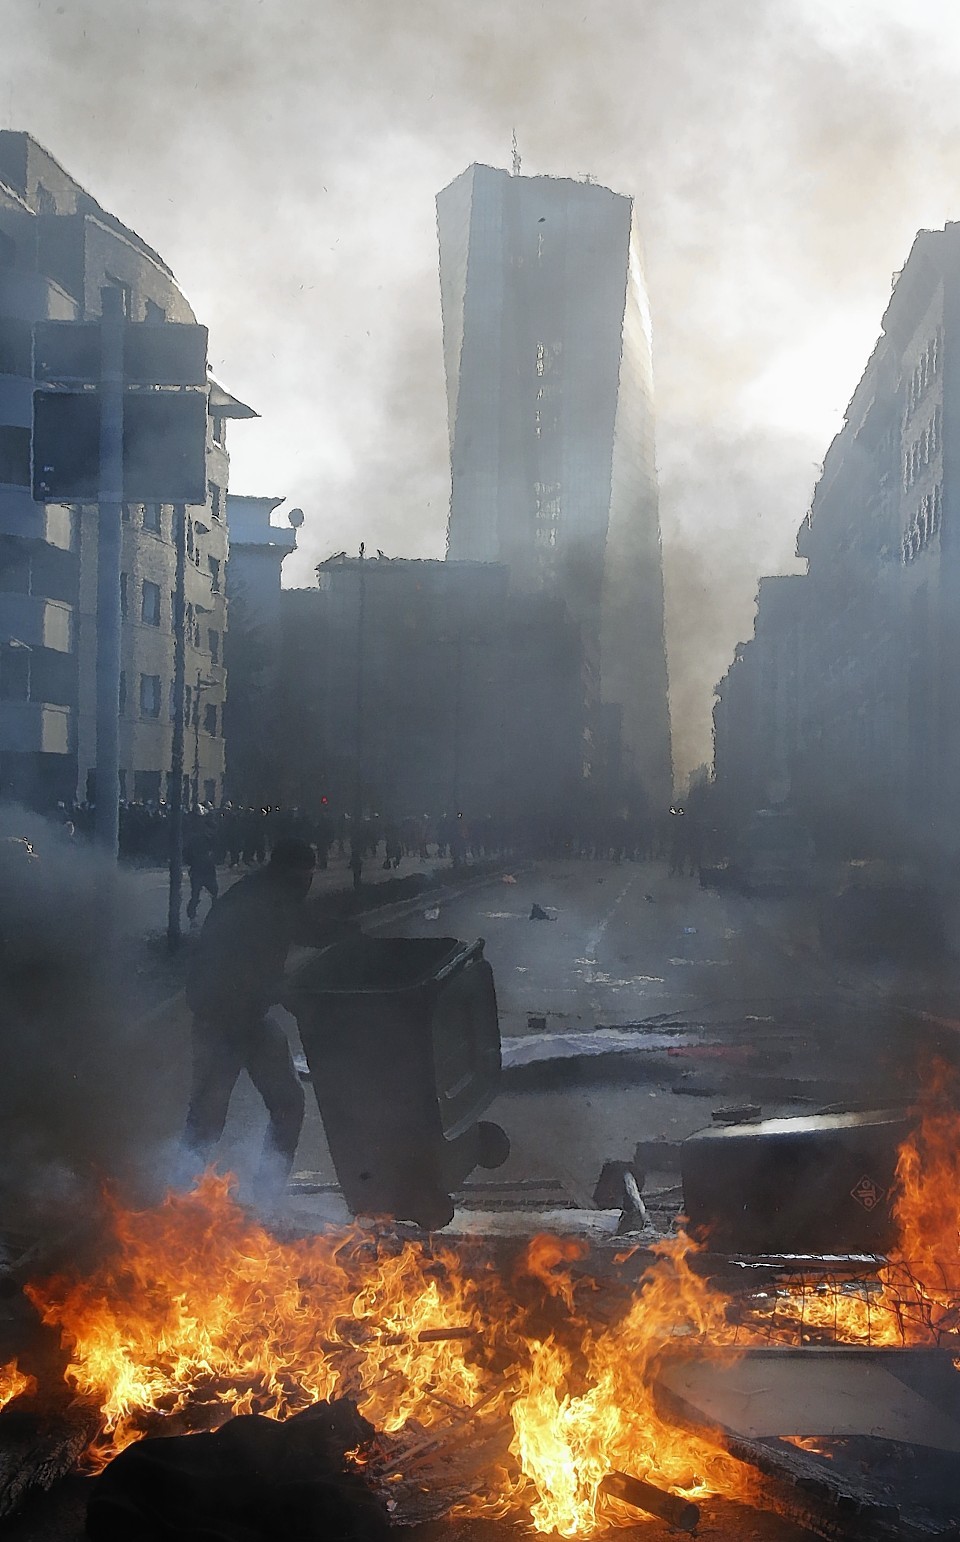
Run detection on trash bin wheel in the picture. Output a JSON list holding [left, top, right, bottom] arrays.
[[476, 1120, 511, 1170], [409, 1189, 456, 1230]]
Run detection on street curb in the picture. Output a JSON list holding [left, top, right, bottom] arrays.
[[363, 862, 529, 930]]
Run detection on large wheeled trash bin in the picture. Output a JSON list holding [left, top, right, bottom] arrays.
[[285, 934, 509, 1229]]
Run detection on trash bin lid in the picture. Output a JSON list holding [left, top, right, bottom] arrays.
[[290, 935, 471, 994]]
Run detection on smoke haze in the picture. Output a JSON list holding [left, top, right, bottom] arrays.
[[5, 0, 960, 775]]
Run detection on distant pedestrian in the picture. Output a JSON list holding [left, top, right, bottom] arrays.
[[668, 807, 689, 877], [349, 833, 364, 891], [241, 807, 267, 865], [184, 812, 219, 926]]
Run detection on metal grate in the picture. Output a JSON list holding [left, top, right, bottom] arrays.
[[726, 1265, 960, 1348]]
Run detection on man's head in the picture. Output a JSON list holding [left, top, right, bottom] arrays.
[[268, 837, 316, 898]]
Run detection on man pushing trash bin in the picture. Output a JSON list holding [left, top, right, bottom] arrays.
[[184, 837, 351, 1192]]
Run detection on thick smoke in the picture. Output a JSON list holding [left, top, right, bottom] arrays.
[[0, 806, 191, 1235], [4, 0, 960, 773]]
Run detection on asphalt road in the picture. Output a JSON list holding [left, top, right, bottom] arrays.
[[200, 858, 931, 1204], [386, 858, 830, 1036]]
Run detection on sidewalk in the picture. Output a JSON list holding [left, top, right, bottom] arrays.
[[124, 850, 457, 937]]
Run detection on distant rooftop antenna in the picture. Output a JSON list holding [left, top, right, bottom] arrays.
[[511, 129, 522, 177]]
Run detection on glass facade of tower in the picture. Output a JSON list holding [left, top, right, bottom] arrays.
[[437, 163, 672, 801]]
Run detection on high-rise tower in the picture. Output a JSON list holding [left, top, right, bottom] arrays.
[[437, 163, 671, 802]]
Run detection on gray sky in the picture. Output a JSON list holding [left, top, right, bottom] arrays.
[[4, 0, 960, 777]]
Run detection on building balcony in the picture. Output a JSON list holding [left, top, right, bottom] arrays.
[[0, 271, 77, 323], [0, 699, 70, 754], [185, 558, 214, 611], [0, 593, 73, 652], [0, 374, 33, 426], [0, 487, 74, 548]]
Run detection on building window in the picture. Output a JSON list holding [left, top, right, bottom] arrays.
[[120, 572, 128, 619], [203, 778, 217, 807], [134, 769, 162, 803], [208, 628, 220, 664], [143, 502, 161, 534], [144, 298, 166, 324], [0, 319, 32, 375], [0, 426, 30, 485], [141, 580, 161, 626], [0, 551, 30, 592], [0, 646, 29, 700], [208, 482, 223, 521], [119, 671, 127, 716], [139, 673, 161, 718], [184, 682, 192, 726], [208, 556, 221, 593], [104, 276, 132, 317], [203, 702, 218, 736], [212, 417, 225, 447]]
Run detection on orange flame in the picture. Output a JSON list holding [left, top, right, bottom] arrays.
[[13, 1069, 960, 1531], [26, 1171, 488, 1465], [0, 1358, 36, 1411], [515, 1233, 589, 1311], [508, 1234, 756, 1535]]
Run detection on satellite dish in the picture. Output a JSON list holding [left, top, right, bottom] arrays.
[[288, 507, 305, 529]]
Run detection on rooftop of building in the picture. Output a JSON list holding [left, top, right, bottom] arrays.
[[314, 552, 505, 570], [439, 161, 629, 205], [226, 495, 298, 549], [0, 131, 175, 278]]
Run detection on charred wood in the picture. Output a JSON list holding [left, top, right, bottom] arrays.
[[0, 1401, 101, 1518], [600, 1469, 699, 1531]]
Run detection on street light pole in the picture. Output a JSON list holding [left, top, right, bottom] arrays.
[[352, 542, 367, 885], [192, 672, 217, 809], [167, 502, 186, 951], [451, 630, 464, 813], [94, 286, 124, 856]]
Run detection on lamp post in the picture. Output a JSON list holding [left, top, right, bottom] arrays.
[[192, 672, 217, 810], [94, 286, 124, 856], [354, 542, 366, 802], [316, 545, 369, 886]]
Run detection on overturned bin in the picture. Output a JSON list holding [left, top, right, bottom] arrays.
[[681, 1109, 909, 1254], [286, 935, 509, 1229]]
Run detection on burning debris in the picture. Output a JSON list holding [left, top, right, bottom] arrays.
[[86, 1399, 388, 1542], [3, 1071, 960, 1536], [0, 1361, 35, 1414]]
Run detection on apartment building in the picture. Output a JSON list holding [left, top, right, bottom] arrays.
[[713, 223, 960, 859], [0, 131, 250, 811]]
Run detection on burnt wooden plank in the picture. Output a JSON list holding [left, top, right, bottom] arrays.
[[654, 1372, 952, 1541], [0, 1403, 101, 1519]]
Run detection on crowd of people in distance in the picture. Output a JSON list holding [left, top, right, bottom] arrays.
[[45, 798, 714, 879]]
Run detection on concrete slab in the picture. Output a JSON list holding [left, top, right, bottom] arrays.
[[657, 1346, 960, 1453]]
